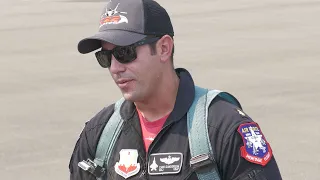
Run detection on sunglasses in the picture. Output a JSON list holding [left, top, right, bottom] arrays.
[[95, 37, 160, 68]]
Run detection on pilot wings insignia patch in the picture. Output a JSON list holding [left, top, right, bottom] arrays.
[[160, 156, 180, 165]]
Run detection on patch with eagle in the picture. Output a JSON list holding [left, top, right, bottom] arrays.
[[237, 122, 273, 166]]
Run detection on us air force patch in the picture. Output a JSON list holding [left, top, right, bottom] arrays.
[[148, 152, 183, 175], [237, 122, 273, 166]]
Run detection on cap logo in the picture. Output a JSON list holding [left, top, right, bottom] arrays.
[[100, 0, 128, 27]]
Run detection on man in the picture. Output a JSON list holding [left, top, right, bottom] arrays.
[[69, 0, 282, 179]]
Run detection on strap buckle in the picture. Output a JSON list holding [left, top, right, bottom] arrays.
[[190, 153, 214, 170], [78, 159, 105, 178]]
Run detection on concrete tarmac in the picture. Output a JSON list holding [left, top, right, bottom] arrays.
[[0, 0, 319, 179]]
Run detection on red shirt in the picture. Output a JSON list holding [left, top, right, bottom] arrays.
[[137, 109, 169, 153]]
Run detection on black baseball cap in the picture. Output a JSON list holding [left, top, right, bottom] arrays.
[[78, 0, 174, 54]]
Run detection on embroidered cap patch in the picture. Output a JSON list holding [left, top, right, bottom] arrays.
[[100, 2, 128, 27], [237, 122, 272, 166], [148, 152, 183, 175]]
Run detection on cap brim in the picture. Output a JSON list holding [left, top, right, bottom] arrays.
[[78, 30, 147, 54]]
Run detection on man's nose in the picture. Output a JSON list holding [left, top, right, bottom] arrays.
[[109, 56, 126, 74]]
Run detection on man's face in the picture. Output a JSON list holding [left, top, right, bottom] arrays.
[[102, 41, 162, 102]]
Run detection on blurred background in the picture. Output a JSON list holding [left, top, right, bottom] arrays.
[[0, 0, 319, 179]]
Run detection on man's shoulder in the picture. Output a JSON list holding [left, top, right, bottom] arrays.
[[204, 95, 281, 179], [84, 103, 116, 133], [207, 95, 253, 135]]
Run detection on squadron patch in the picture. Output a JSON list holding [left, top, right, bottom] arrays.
[[237, 122, 272, 166]]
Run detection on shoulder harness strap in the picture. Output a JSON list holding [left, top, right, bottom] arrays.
[[94, 97, 126, 178], [187, 86, 241, 180]]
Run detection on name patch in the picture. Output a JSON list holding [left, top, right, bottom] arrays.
[[148, 152, 183, 175]]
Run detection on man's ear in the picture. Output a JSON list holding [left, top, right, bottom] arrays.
[[157, 35, 174, 63]]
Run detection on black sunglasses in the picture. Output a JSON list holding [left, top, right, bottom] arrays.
[[95, 37, 160, 68]]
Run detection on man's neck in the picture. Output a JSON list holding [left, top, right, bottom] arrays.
[[135, 71, 180, 122]]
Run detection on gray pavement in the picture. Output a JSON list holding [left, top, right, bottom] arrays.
[[1, 0, 319, 179]]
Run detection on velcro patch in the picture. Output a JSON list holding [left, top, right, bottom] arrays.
[[237, 122, 273, 166], [148, 152, 183, 175]]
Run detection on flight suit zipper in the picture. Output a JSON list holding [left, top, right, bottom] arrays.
[[145, 122, 175, 179]]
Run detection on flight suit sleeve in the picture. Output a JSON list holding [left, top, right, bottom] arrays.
[[69, 127, 97, 180], [208, 98, 282, 180], [219, 123, 282, 180], [68, 105, 115, 180]]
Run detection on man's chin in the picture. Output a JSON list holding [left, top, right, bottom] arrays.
[[122, 91, 146, 103], [121, 92, 135, 102]]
